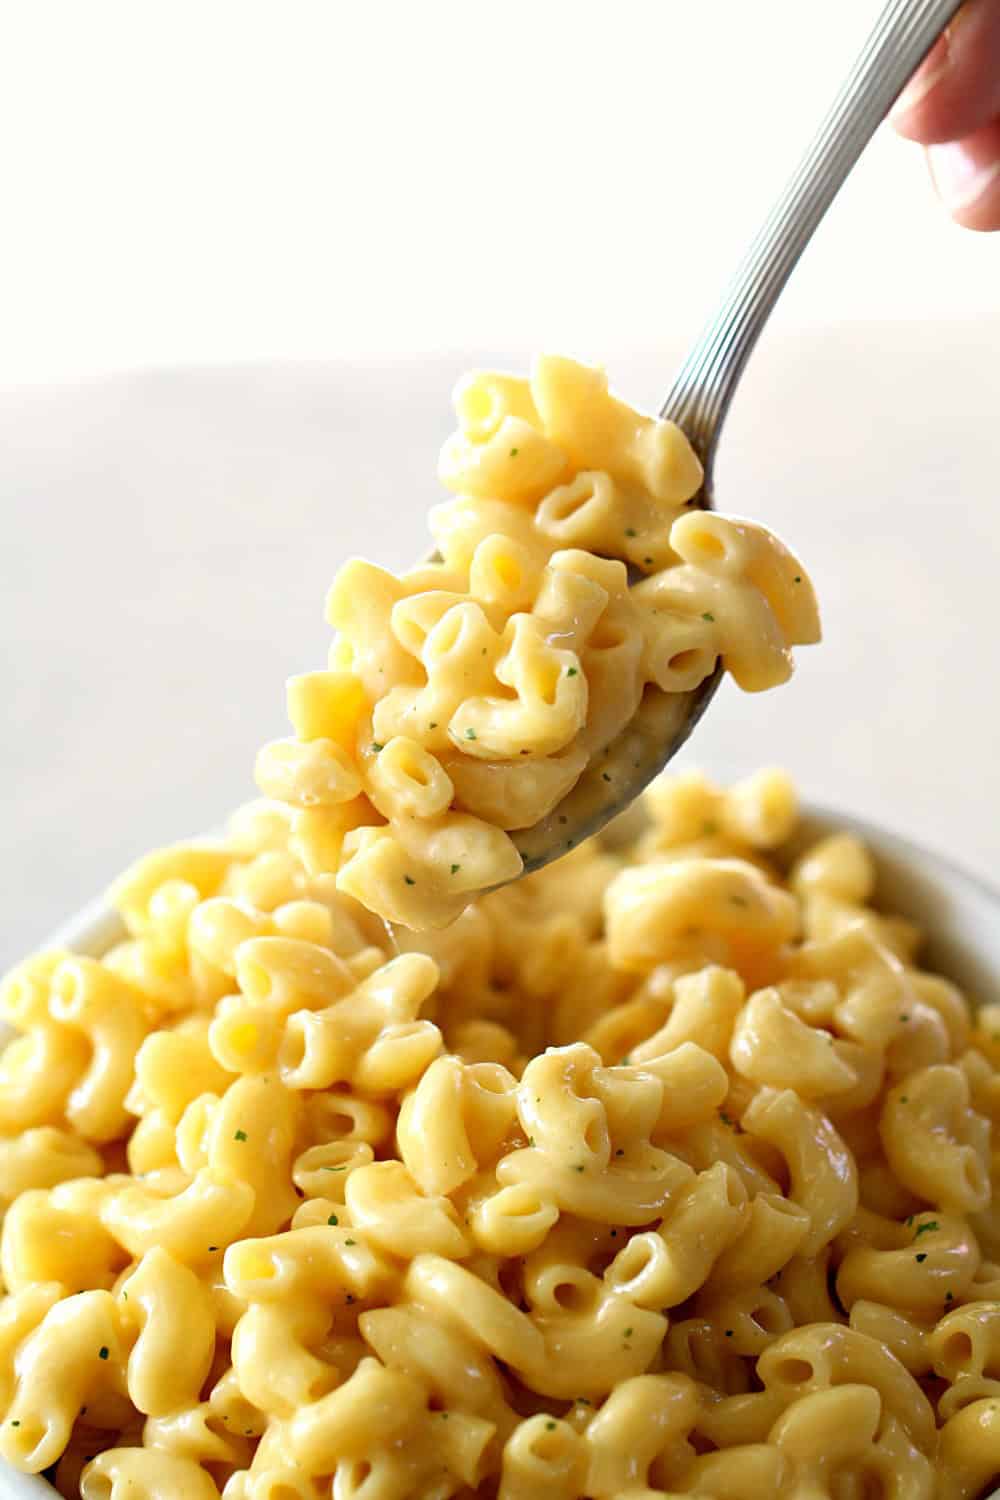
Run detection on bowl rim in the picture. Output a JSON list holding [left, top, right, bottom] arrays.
[[3, 804, 1000, 1500]]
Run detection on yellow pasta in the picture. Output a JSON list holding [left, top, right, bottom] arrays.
[[255, 356, 817, 929], [5, 759, 1000, 1496]]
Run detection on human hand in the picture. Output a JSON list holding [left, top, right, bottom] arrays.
[[891, 0, 1000, 230]]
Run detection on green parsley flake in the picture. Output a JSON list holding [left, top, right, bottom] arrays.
[[328, 1214, 339, 1226], [625, 527, 637, 537], [567, 666, 578, 676], [510, 447, 519, 457], [623, 1327, 633, 1338], [900, 1014, 910, 1022], [98, 1346, 109, 1361], [573, 1164, 585, 1173], [371, 742, 384, 753], [702, 611, 715, 622], [10, 1421, 19, 1428], [122, 1291, 127, 1300], [702, 819, 719, 835], [465, 727, 477, 740], [234, 1129, 248, 1142], [404, 875, 416, 885], [451, 863, 460, 874], [621, 1053, 632, 1065], [914, 1221, 939, 1239], [794, 575, 802, 583], [900, 1096, 908, 1104], [916, 1252, 928, 1263], [429, 721, 438, 728], [323, 1165, 348, 1172], [528, 1136, 535, 1146], [345, 1238, 357, 1246], [208, 1245, 218, 1252], [602, 771, 612, 782], [545, 1419, 556, 1431]]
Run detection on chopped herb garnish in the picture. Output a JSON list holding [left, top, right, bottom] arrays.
[[323, 1165, 348, 1172], [900, 1014, 909, 1022], [724, 1329, 734, 1338], [625, 527, 637, 537], [573, 1164, 585, 1173], [328, 1214, 339, 1226], [465, 728, 477, 740], [576, 1397, 591, 1406], [730, 894, 749, 907], [702, 611, 715, 622], [621, 1052, 632, 1064], [98, 1346, 109, 1360], [602, 772, 612, 782], [451, 863, 460, 874], [914, 1221, 939, 1239], [624, 1327, 633, 1338], [545, 1419, 556, 1430], [208, 1245, 218, 1252], [234, 1129, 248, 1141], [900, 1096, 908, 1104], [794, 575, 802, 583], [702, 819, 719, 835], [567, 666, 578, 676], [371, 742, 384, 753], [916, 1252, 927, 1263], [345, 1238, 357, 1246], [10, 1420, 19, 1427], [429, 721, 438, 728], [510, 447, 519, 457], [528, 1136, 536, 1147], [404, 875, 416, 885]]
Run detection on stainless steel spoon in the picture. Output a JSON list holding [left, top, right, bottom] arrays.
[[507, 0, 963, 876]]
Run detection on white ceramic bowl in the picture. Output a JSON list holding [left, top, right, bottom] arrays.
[[3, 809, 1000, 1499]]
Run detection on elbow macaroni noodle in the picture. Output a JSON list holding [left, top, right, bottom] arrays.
[[2, 767, 1000, 1496], [255, 355, 819, 929]]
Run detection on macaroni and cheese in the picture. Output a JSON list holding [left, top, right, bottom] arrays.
[[2, 769, 1000, 1498], [255, 356, 819, 928]]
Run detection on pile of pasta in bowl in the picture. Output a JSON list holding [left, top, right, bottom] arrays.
[[2, 767, 1000, 1500]]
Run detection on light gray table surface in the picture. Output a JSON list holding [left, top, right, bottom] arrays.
[[2, 322, 998, 974]]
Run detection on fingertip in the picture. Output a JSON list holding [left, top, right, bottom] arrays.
[[927, 121, 1000, 231]]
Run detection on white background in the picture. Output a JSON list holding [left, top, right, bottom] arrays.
[[1, 0, 998, 382], [2, 1, 1000, 970]]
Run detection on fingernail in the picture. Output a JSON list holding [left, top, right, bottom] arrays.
[[890, 60, 949, 121], [927, 139, 1000, 211]]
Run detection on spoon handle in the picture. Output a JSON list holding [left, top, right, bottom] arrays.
[[661, 0, 964, 465]]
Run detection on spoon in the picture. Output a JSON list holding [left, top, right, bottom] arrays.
[[504, 0, 963, 876]]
